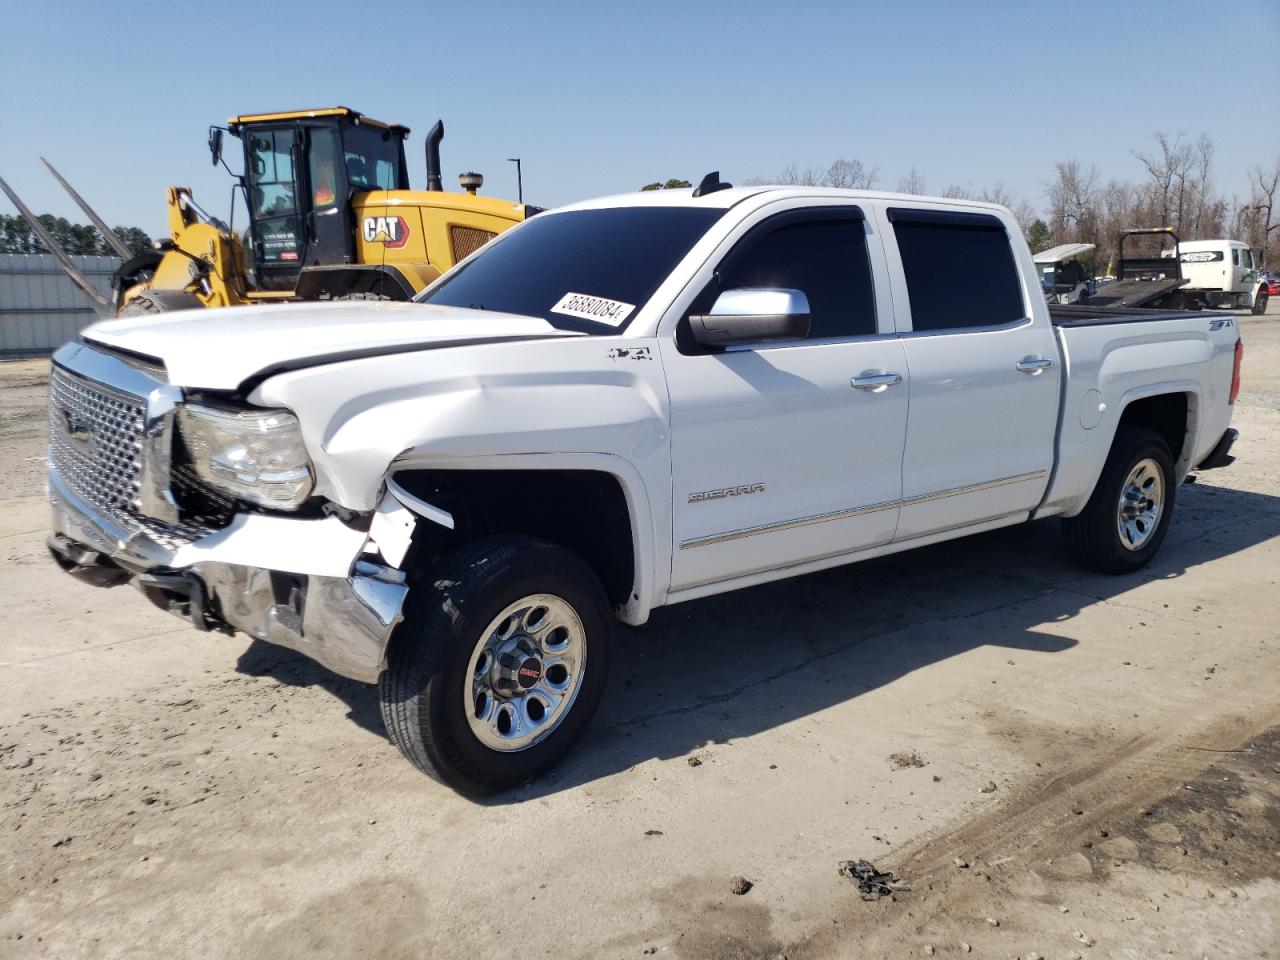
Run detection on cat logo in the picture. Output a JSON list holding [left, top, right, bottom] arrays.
[[362, 215, 409, 249]]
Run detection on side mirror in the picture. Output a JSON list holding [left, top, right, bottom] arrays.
[[689, 288, 811, 347], [208, 127, 223, 168]]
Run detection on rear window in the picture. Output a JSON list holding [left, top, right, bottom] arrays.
[[418, 207, 724, 333], [891, 212, 1025, 331]]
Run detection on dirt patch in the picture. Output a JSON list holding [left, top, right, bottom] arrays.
[[613, 876, 785, 960], [1123, 726, 1280, 887], [889, 750, 926, 770], [771, 720, 1280, 959]]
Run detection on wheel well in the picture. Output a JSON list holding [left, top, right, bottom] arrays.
[[1118, 393, 1188, 463], [393, 469, 636, 608], [293, 265, 415, 300]]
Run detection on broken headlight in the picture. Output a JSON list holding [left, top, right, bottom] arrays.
[[175, 403, 314, 510]]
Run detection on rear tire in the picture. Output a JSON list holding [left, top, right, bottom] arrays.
[[1062, 426, 1176, 574], [378, 535, 613, 795]]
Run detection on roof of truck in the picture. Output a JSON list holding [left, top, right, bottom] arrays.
[[557, 185, 1014, 214], [1177, 239, 1248, 251]]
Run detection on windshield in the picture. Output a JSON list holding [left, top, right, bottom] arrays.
[[416, 206, 725, 333]]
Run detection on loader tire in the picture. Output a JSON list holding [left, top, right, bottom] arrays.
[[1062, 426, 1176, 575], [117, 289, 204, 316], [333, 292, 392, 301]]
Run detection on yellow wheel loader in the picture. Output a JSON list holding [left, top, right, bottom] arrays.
[[0, 108, 534, 317]]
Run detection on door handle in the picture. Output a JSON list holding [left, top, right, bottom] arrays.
[[1016, 357, 1053, 374], [851, 371, 903, 392]]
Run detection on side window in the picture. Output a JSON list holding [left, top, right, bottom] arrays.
[[718, 220, 877, 339], [892, 216, 1024, 331], [307, 127, 342, 209]]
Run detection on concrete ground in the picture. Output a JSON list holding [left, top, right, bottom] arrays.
[[2, 308, 1278, 959]]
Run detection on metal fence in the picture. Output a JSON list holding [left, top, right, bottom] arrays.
[[0, 253, 119, 357]]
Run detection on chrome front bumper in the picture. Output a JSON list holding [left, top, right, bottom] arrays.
[[48, 465, 409, 684]]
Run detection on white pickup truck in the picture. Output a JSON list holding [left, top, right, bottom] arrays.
[[46, 182, 1244, 794]]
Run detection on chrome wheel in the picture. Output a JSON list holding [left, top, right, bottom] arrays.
[[1116, 457, 1164, 551], [464, 594, 586, 752]]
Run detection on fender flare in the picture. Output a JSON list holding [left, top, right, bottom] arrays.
[[1055, 381, 1201, 518], [385, 451, 663, 626], [294, 264, 418, 301]]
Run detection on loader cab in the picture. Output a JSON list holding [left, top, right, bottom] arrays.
[[228, 108, 409, 291]]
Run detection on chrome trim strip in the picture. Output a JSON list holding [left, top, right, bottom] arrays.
[[678, 469, 1048, 550], [898, 316, 1032, 338]]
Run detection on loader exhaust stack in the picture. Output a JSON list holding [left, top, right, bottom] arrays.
[[425, 120, 444, 192]]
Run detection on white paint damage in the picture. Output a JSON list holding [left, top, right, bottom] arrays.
[[170, 513, 367, 579]]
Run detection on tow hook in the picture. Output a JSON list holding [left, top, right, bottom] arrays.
[[46, 534, 129, 586], [134, 571, 221, 633]]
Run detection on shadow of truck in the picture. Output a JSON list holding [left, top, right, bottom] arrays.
[[235, 478, 1280, 797]]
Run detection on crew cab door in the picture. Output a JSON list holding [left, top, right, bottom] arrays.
[[661, 204, 908, 593], [880, 206, 1059, 540]]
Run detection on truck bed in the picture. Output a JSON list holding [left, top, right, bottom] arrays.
[[1048, 303, 1228, 327]]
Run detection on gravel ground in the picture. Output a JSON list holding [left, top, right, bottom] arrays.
[[1, 308, 1278, 959]]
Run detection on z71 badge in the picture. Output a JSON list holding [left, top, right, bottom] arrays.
[[362, 215, 409, 249]]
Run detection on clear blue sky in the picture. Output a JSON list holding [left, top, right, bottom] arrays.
[[3, 0, 1277, 237]]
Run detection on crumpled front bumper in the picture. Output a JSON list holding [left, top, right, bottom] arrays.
[[47, 465, 409, 684]]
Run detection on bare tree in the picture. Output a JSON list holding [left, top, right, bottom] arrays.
[[1247, 158, 1280, 266], [824, 158, 878, 189], [1046, 160, 1101, 242], [747, 159, 878, 189], [895, 167, 927, 195], [974, 183, 1030, 230], [1132, 132, 1222, 236]]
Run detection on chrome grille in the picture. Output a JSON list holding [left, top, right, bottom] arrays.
[[48, 364, 218, 549], [49, 366, 145, 517]]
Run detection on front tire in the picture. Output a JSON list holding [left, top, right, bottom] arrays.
[[379, 535, 613, 795], [1253, 291, 1269, 316], [1062, 426, 1177, 574]]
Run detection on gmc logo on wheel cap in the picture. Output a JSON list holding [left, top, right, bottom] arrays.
[[517, 658, 542, 689]]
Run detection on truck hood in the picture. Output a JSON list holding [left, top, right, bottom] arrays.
[[82, 301, 583, 391]]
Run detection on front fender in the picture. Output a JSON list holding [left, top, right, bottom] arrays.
[[250, 336, 675, 620]]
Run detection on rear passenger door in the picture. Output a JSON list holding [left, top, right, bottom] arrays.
[[881, 206, 1060, 540]]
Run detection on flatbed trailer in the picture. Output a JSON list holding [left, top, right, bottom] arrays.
[[1086, 276, 1187, 309], [1088, 227, 1268, 313]]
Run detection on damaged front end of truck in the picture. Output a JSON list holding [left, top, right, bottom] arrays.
[[45, 340, 431, 683]]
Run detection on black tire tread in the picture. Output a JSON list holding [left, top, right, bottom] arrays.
[[378, 535, 611, 794], [1062, 426, 1175, 574], [118, 289, 204, 315]]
